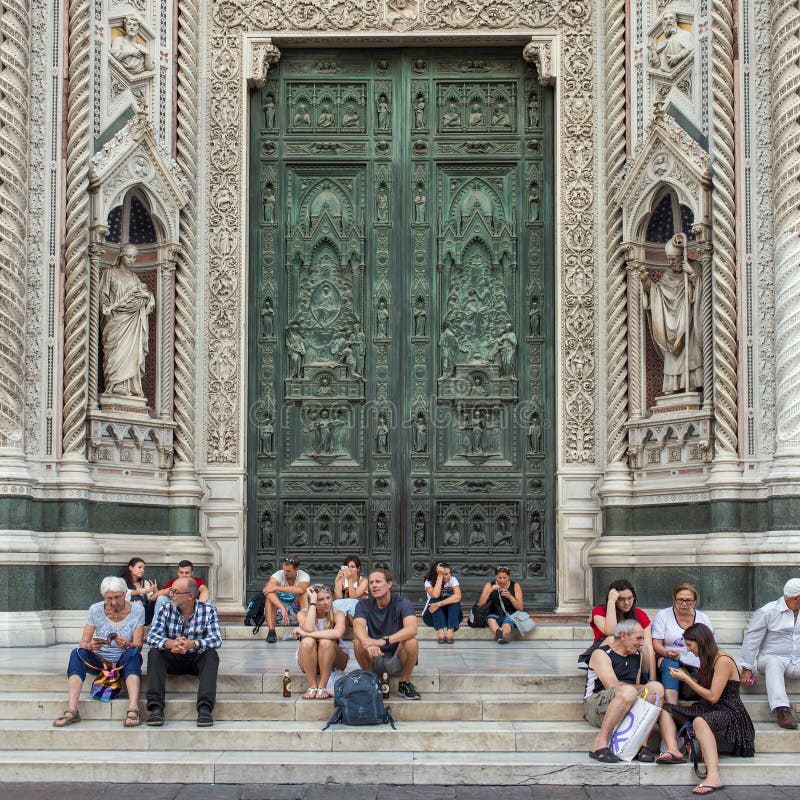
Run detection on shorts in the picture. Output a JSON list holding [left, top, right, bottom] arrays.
[[583, 686, 617, 728], [373, 650, 403, 677], [276, 604, 300, 626], [486, 613, 517, 629], [332, 598, 359, 617]]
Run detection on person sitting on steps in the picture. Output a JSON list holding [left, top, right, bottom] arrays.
[[475, 565, 524, 644]]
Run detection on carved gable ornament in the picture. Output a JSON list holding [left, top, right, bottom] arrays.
[[89, 114, 188, 242], [616, 106, 711, 242]]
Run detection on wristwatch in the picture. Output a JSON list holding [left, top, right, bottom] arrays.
[[383, 636, 391, 646]]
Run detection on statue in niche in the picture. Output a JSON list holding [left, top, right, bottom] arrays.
[[528, 181, 540, 222], [468, 102, 484, 126], [493, 323, 518, 378], [376, 300, 390, 337], [260, 413, 274, 454], [412, 411, 428, 453], [469, 375, 487, 396], [527, 93, 540, 127], [349, 325, 366, 374], [318, 107, 334, 128], [529, 295, 541, 336], [413, 297, 427, 337], [527, 412, 543, 454], [377, 94, 390, 129], [286, 323, 306, 378], [471, 409, 489, 453], [261, 297, 274, 337], [529, 511, 542, 550], [413, 95, 426, 128], [291, 522, 309, 547], [469, 521, 487, 546], [413, 513, 426, 548], [443, 520, 461, 546], [376, 412, 390, 453], [318, 521, 333, 546], [260, 514, 273, 549], [442, 99, 461, 128], [414, 186, 426, 223], [263, 184, 276, 223], [293, 104, 311, 126], [637, 238, 703, 393], [492, 103, 510, 127], [263, 95, 276, 128], [494, 520, 513, 547], [339, 345, 360, 378], [342, 106, 359, 127], [99, 244, 155, 398], [308, 408, 343, 454], [649, 11, 693, 71], [440, 321, 463, 377], [376, 515, 389, 548], [340, 521, 358, 547], [110, 16, 153, 74], [317, 375, 334, 396], [376, 186, 389, 222]]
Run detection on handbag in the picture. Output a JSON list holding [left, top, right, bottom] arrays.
[[609, 694, 662, 760], [678, 721, 708, 778], [498, 592, 535, 636], [577, 638, 603, 671], [467, 601, 490, 628], [84, 658, 124, 702]]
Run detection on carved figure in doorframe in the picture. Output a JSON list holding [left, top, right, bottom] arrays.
[[99, 244, 155, 398], [443, 519, 461, 546], [110, 15, 153, 74], [376, 300, 390, 337], [470, 409, 490, 454], [469, 521, 487, 546], [261, 297, 274, 337], [263, 95, 276, 128], [637, 237, 703, 393], [291, 522, 309, 547], [412, 411, 428, 453], [260, 414, 274, 454], [492, 103, 510, 128], [318, 521, 333, 546], [529, 295, 542, 336], [377, 94, 390, 129], [414, 186, 426, 223], [528, 511, 543, 550], [527, 93, 540, 128], [376, 515, 389, 549], [493, 323, 518, 378], [375, 186, 389, 222], [286, 323, 306, 378], [413, 513, 426, 549], [649, 11, 693, 72], [348, 325, 366, 375], [528, 180, 540, 222], [318, 107, 334, 128], [413, 95, 426, 128], [293, 104, 311, 127], [440, 321, 465, 378], [443, 99, 461, 128], [339, 345, 360, 379], [260, 514, 273, 549], [309, 408, 344, 454], [263, 186, 276, 224], [468, 102, 484, 127], [527, 411, 543, 454], [342, 106, 359, 127], [494, 520, 513, 547], [413, 296, 427, 337], [340, 521, 358, 547], [376, 412, 390, 454]]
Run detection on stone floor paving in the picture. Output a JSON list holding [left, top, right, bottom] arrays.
[[1, 785, 797, 800]]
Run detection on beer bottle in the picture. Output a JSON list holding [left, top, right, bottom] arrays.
[[282, 669, 292, 697], [381, 672, 390, 700]]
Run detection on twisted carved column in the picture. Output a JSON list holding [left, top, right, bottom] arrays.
[[61, 0, 93, 456], [771, 0, 800, 454], [604, 0, 629, 466], [709, 0, 739, 460], [0, 0, 30, 450], [173, 0, 200, 468]]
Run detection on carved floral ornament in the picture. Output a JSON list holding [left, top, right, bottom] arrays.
[[205, 0, 596, 464]]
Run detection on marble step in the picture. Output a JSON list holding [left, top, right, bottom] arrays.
[[0, 718, 797, 755], [1, 690, 795, 723], [1, 748, 799, 785]]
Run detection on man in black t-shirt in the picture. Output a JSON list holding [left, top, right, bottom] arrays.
[[353, 568, 421, 700]]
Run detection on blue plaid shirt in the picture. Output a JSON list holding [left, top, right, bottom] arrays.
[[146, 600, 222, 653]]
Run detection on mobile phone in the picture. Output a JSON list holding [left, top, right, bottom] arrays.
[[92, 636, 107, 644], [341, 565, 349, 571]]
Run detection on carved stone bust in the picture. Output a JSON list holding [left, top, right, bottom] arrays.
[[110, 16, 153, 75]]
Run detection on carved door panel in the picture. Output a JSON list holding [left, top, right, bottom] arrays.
[[248, 49, 555, 605]]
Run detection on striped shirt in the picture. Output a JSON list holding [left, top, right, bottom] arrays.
[[146, 600, 222, 653]]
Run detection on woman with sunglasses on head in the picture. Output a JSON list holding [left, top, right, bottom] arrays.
[[332, 555, 368, 617], [658, 622, 754, 794], [652, 583, 715, 705], [293, 584, 349, 699], [476, 566, 524, 644], [422, 562, 462, 644]]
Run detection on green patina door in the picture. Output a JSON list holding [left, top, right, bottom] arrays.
[[247, 48, 555, 605]]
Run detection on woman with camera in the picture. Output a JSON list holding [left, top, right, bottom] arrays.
[[422, 562, 462, 644], [476, 566, 524, 644]]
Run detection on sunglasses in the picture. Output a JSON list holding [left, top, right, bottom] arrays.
[[494, 566, 510, 573], [312, 584, 332, 592], [283, 558, 299, 567]]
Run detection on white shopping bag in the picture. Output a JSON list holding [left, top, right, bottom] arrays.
[[609, 696, 661, 761]]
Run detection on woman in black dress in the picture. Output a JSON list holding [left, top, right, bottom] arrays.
[[658, 622, 754, 795]]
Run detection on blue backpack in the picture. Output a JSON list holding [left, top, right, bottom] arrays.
[[322, 669, 396, 730]]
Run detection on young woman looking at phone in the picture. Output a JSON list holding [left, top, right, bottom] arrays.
[[332, 555, 368, 617]]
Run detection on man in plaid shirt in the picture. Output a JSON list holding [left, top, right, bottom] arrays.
[[145, 577, 222, 727]]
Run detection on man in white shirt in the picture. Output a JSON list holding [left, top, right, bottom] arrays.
[[740, 578, 800, 729], [262, 556, 310, 644]]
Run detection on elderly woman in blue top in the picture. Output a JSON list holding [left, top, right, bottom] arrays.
[[145, 576, 222, 727], [53, 576, 145, 728]]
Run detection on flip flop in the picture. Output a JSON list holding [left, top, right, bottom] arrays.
[[53, 710, 81, 727], [315, 688, 332, 699], [123, 708, 141, 728], [692, 785, 724, 795], [301, 688, 317, 700], [656, 751, 686, 764], [589, 747, 620, 763]]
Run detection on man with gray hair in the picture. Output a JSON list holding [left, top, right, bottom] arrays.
[[145, 576, 222, 727], [584, 620, 681, 763], [740, 578, 800, 729]]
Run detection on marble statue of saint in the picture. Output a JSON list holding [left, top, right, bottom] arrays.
[[493, 520, 513, 547], [494, 323, 518, 378], [412, 411, 427, 453], [638, 238, 703, 393], [111, 16, 153, 74], [99, 244, 155, 397], [286, 324, 306, 378], [376, 413, 390, 453], [650, 11, 693, 71], [443, 520, 461, 546]]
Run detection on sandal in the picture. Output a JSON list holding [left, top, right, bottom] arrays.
[[445, 635, 455, 644], [53, 709, 81, 728], [588, 746, 619, 763], [124, 708, 141, 728], [656, 751, 686, 765], [437, 635, 446, 644], [315, 688, 332, 699], [692, 785, 724, 795], [301, 688, 318, 700]]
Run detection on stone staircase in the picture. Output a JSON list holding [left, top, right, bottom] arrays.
[[0, 625, 798, 785]]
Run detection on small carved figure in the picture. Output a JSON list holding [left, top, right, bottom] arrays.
[[291, 522, 309, 547], [413, 513, 426, 548], [376, 412, 390, 453], [342, 106, 359, 127], [318, 521, 333, 546], [412, 411, 428, 453], [527, 94, 539, 127], [260, 514, 273, 549], [528, 180, 540, 222], [376, 300, 390, 337], [99, 244, 155, 397], [527, 412, 543, 453], [471, 409, 488, 453], [318, 107, 334, 127], [293, 104, 311, 126], [468, 102, 483, 126], [261, 297, 274, 337], [650, 11, 693, 71], [529, 295, 542, 336], [529, 511, 543, 550], [413, 95, 426, 128], [413, 187, 426, 223], [376, 187, 389, 222], [494, 520, 513, 546], [440, 321, 463, 378], [494, 323, 518, 378], [110, 15, 153, 74], [339, 345, 360, 378], [469, 375, 487, 396], [413, 297, 427, 337], [442, 100, 461, 128], [443, 519, 461, 546], [263, 184, 276, 223], [469, 521, 487, 546], [263, 95, 276, 128], [340, 521, 358, 547], [492, 103, 510, 127], [377, 94, 390, 129], [638, 238, 703, 393], [317, 374, 334, 395], [316, 409, 343, 454], [349, 325, 366, 374], [261, 414, 274, 454], [286, 323, 306, 378], [376, 515, 388, 548]]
